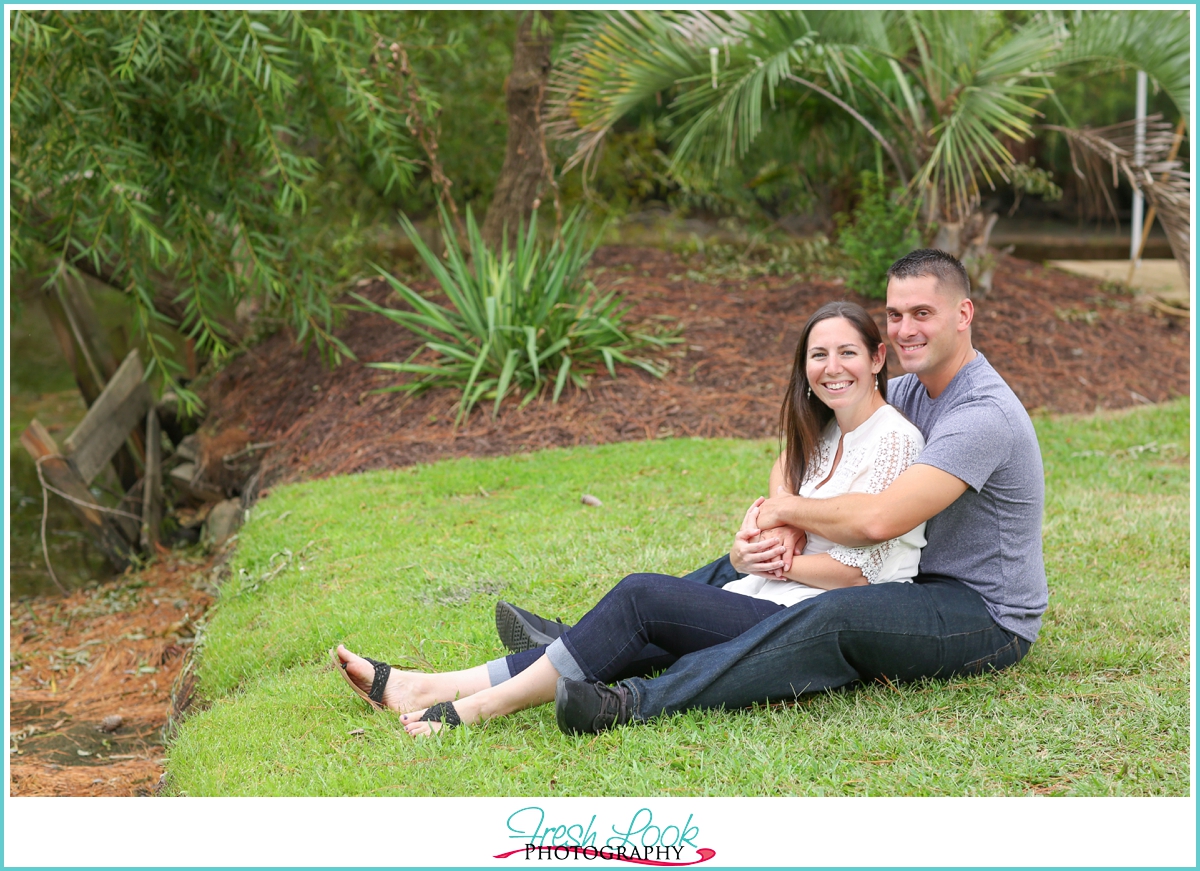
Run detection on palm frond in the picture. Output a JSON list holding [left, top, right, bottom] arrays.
[[907, 13, 1060, 221], [1052, 10, 1190, 129], [1045, 117, 1190, 277]]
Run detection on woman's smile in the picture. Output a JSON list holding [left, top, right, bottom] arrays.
[[806, 317, 886, 432]]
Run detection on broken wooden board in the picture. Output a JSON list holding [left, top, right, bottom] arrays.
[[19, 420, 136, 571], [63, 349, 152, 486]]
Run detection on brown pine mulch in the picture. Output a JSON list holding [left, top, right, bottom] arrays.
[[8, 555, 216, 796], [201, 248, 1190, 488]]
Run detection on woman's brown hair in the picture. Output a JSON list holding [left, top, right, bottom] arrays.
[[778, 301, 888, 492]]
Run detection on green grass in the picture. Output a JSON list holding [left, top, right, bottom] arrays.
[[165, 399, 1191, 796]]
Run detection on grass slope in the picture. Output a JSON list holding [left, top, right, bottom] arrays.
[[166, 400, 1191, 796]]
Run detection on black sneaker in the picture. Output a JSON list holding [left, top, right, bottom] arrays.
[[494, 601, 572, 653], [555, 676, 633, 735]]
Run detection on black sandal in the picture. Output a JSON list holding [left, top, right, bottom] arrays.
[[331, 648, 392, 712], [417, 701, 462, 729]]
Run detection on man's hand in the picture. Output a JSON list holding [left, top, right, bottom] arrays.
[[756, 493, 803, 533], [730, 498, 788, 575]]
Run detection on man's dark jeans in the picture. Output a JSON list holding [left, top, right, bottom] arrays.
[[621, 557, 1031, 721]]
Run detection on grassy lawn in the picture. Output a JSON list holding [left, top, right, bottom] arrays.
[[165, 399, 1191, 796]]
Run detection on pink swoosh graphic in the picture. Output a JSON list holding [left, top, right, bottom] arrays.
[[493, 847, 716, 866]]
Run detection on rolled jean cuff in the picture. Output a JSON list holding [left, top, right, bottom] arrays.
[[485, 657, 512, 687], [545, 637, 587, 682], [618, 679, 644, 723]]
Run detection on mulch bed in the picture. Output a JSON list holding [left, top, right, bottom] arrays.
[[201, 248, 1190, 487]]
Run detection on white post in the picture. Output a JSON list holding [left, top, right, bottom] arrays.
[[1130, 70, 1147, 266]]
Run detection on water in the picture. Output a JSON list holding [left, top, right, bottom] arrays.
[[8, 279, 133, 598]]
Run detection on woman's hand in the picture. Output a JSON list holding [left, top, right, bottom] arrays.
[[763, 526, 807, 580], [730, 498, 788, 575]]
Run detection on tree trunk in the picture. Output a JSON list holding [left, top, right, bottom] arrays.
[[933, 209, 1000, 297], [482, 11, 554, 249]]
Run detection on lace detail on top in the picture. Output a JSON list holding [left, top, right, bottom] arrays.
[[827, 538, 895, 585], [866, 431, 922, 494], [825, 430, 923, 583], [799, 433, 834, 488]]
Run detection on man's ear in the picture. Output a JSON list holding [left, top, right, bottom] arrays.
[[958, 298, 975, 331]]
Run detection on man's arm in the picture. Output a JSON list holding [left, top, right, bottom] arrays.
[[757, 462, 969, 547]]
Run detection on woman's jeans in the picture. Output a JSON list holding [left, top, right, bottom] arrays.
[[502, 557, 1031, 722], [504, 573, 785, 683]]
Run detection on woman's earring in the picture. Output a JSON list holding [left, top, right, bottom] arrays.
[[806, 385, 812, 399]]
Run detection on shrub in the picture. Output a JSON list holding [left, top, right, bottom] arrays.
[[678, 234, 832, 281], [352, 205, 676, 424], [834, 172, 922, 299]]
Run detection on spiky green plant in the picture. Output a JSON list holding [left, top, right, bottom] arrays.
[[352, 205, 677, 424]]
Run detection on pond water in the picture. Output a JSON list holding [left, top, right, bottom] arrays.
[[8, 278, 137, 598]]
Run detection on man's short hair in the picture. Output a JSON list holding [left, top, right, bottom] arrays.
[[887, 249, 971, 299]]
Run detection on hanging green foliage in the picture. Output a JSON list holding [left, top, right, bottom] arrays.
[[9, 10, 458, 406]]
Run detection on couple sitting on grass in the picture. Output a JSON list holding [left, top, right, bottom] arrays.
[[334, 248, 1047, 736]]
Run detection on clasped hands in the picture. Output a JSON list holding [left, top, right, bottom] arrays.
[[730, 493, 806, 579]]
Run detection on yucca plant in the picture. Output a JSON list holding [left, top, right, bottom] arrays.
[[351, 204, 676, 425]]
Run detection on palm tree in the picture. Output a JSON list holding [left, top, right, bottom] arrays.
[[549, 10, 1189, 294]]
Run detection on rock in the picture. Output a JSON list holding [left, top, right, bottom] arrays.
[[169, 463, 225, 502], [203, 499, 244, 548], [98, 715, 122, 733], [174, 434, 200, 463]]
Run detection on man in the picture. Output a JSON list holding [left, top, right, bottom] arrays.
[[497, 249, 1048, 734]]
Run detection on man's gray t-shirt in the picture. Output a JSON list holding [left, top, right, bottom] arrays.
[[889, 353, 1047, 641]]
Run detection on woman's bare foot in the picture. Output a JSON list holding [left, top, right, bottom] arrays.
[[399, 655, 561, 736], [400, 699, 479, 736], [334, 645, 489, 713]]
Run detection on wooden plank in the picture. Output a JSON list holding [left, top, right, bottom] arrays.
[[61, 277, 119, 379], [42, 288, 142, 490], [41, 291, 103, 407], [141, 410, 163, 551], [20, 420, 135, 571], [63, 349, 151, 485]]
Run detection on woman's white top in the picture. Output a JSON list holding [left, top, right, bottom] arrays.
[[723, 404, 927, 607]]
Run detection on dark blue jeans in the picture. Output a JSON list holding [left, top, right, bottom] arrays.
[[505, 573, 786, 682], [507, 557, 1030, 721], [622, 559, 1032, 721]]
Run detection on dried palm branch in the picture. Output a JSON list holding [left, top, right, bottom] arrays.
[[1044, 116, 1190, 279]]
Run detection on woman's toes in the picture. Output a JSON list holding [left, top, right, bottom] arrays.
[[336, 645, 377, 693], [402, 709, 439, 736]]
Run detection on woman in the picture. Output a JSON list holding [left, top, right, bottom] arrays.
[[334, 301, 926, 735]]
